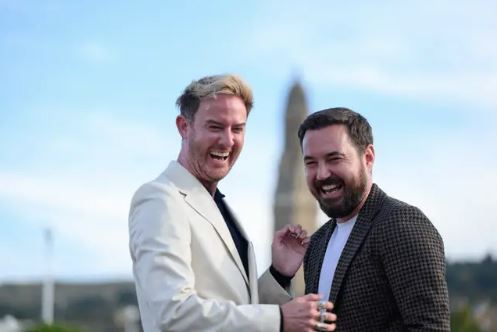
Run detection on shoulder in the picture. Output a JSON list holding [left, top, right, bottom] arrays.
[[128, 173, 187, 229], [379, 197, 437, 231], [128, 174, 192, 250], [373, 196, 444, 252], [131, 172, 180, 205]]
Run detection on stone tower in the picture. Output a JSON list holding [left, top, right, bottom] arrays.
[[273, 80, 317, 295]]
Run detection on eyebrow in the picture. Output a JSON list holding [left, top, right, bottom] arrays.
[[205, 120, 246, 127], [304, 151, 345, 161]]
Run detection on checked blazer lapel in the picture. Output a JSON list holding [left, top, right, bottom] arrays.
[[307, 220, 336, 295], [328, 184, 387, 302]]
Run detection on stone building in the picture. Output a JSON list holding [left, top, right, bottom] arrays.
[[273, 80, 318, 295]]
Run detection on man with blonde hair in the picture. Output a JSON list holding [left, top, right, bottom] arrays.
[[129, 74, 336, 332]]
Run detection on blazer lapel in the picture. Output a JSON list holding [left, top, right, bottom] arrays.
[[309, 220, 336, 294], [164, 161, 250, 286], [328, 184, 386, 302], [183, 193, 249, 284], [212, 199, 251, 286], [223, 205, 259, 300]]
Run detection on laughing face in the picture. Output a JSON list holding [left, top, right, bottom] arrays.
[[177, 94, 247, 193], [302, 124, 374, 221]]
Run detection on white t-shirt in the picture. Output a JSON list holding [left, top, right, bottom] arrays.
[[318, 215, 358, 300]]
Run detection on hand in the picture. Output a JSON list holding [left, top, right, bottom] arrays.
[[281, 293, 336, 332], [272, 224, 309, 277]]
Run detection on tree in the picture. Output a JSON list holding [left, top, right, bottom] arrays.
[[451, 305, 481, 332]]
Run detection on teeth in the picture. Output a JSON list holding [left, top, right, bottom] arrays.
[[322, 184, 339, 193], [211, 151, 229, 157], [210, 151, 230, 160]]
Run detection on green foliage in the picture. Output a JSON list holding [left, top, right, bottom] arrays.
[[63, 295, 112, 320], [117, 289, 138, 306], [451, 306, 481, 332], [447, 254, 497, 303], [24, 323, 82, 332]]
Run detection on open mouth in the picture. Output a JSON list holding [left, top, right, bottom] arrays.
[[209, 151, 230, 161], [320, 183, 343, 195]]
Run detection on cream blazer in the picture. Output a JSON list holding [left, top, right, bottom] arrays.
[[129, 161, 291, 332]]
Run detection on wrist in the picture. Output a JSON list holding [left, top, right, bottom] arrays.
[[270, 265, 293, 288]]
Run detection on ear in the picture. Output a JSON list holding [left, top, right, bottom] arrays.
[[176, 115, 189, 139], [364, 144, 375, 170]]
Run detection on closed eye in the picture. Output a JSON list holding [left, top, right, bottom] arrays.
[[232, 126, 244, 134], [209, 125, 223, 131], [304, 159, 317, 167], [326, 152, 345, 163]]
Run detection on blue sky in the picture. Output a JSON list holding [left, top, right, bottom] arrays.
[[1, 0, 496, 281]]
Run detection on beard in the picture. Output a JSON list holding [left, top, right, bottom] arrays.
[[316, 165, 368, 219]]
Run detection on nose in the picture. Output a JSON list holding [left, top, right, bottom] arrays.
[[219, 129, 234, 148], [316, 162, 331, 181]]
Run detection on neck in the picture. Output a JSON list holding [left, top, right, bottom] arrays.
[[176, 156, 217, 196], [203, 182, 217, 197]]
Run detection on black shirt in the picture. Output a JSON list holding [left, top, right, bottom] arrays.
[[213, 189, 290, 332], [214, 189, 249, 275]]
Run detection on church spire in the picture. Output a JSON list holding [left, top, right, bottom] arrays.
[[273, 80, 318, 295]]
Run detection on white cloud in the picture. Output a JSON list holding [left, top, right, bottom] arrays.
[[0, 110, 177, 279], [0, 172, 127, 220], [2, 0, 497, 282], [307, 63, 497, 108], [245, 0, 497, 108], [0, 171, 132, 275]]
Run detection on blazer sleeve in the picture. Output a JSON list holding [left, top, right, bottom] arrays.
[[129, 183, 280, 332], [379, 205, 450, 331], [258, 268, 292, 305]]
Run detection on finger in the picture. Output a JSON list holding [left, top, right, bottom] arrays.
[[276, 225, 295, 240], [325, 301, 334, 311], [298, 230, 308, 240], [274, 227, 286, 239], [290, 224, 302, 237], [290, 223, 302, 230], [321, 322, 336, 331], [325, 313, 337, 322], [301, 293, 321, 302], [326, 322, 336, 331], [283, 225, 294, 238], [313, 321, 336, 331], [316, 311, 337, 322], [291, 224, 303, 235], [313, 300, 334, 311]]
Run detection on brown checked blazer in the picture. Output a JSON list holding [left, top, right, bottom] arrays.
[[304, 184, 450, 331]]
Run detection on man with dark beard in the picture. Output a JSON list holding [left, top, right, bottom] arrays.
[[299, 107, 450, 331]]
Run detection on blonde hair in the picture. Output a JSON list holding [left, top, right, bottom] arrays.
[[176, 74, 253, 121]]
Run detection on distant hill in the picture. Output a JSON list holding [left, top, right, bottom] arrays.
[[1, 256, 496, 331], [447, 254, 497, 304], [0, 281, 138, 332]]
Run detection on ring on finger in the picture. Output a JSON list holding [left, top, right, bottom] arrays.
[[315, 321, 326, 331], [317, 301, 326, 311], [318, 301, 327, 323], [319, 310, 327, 323]]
